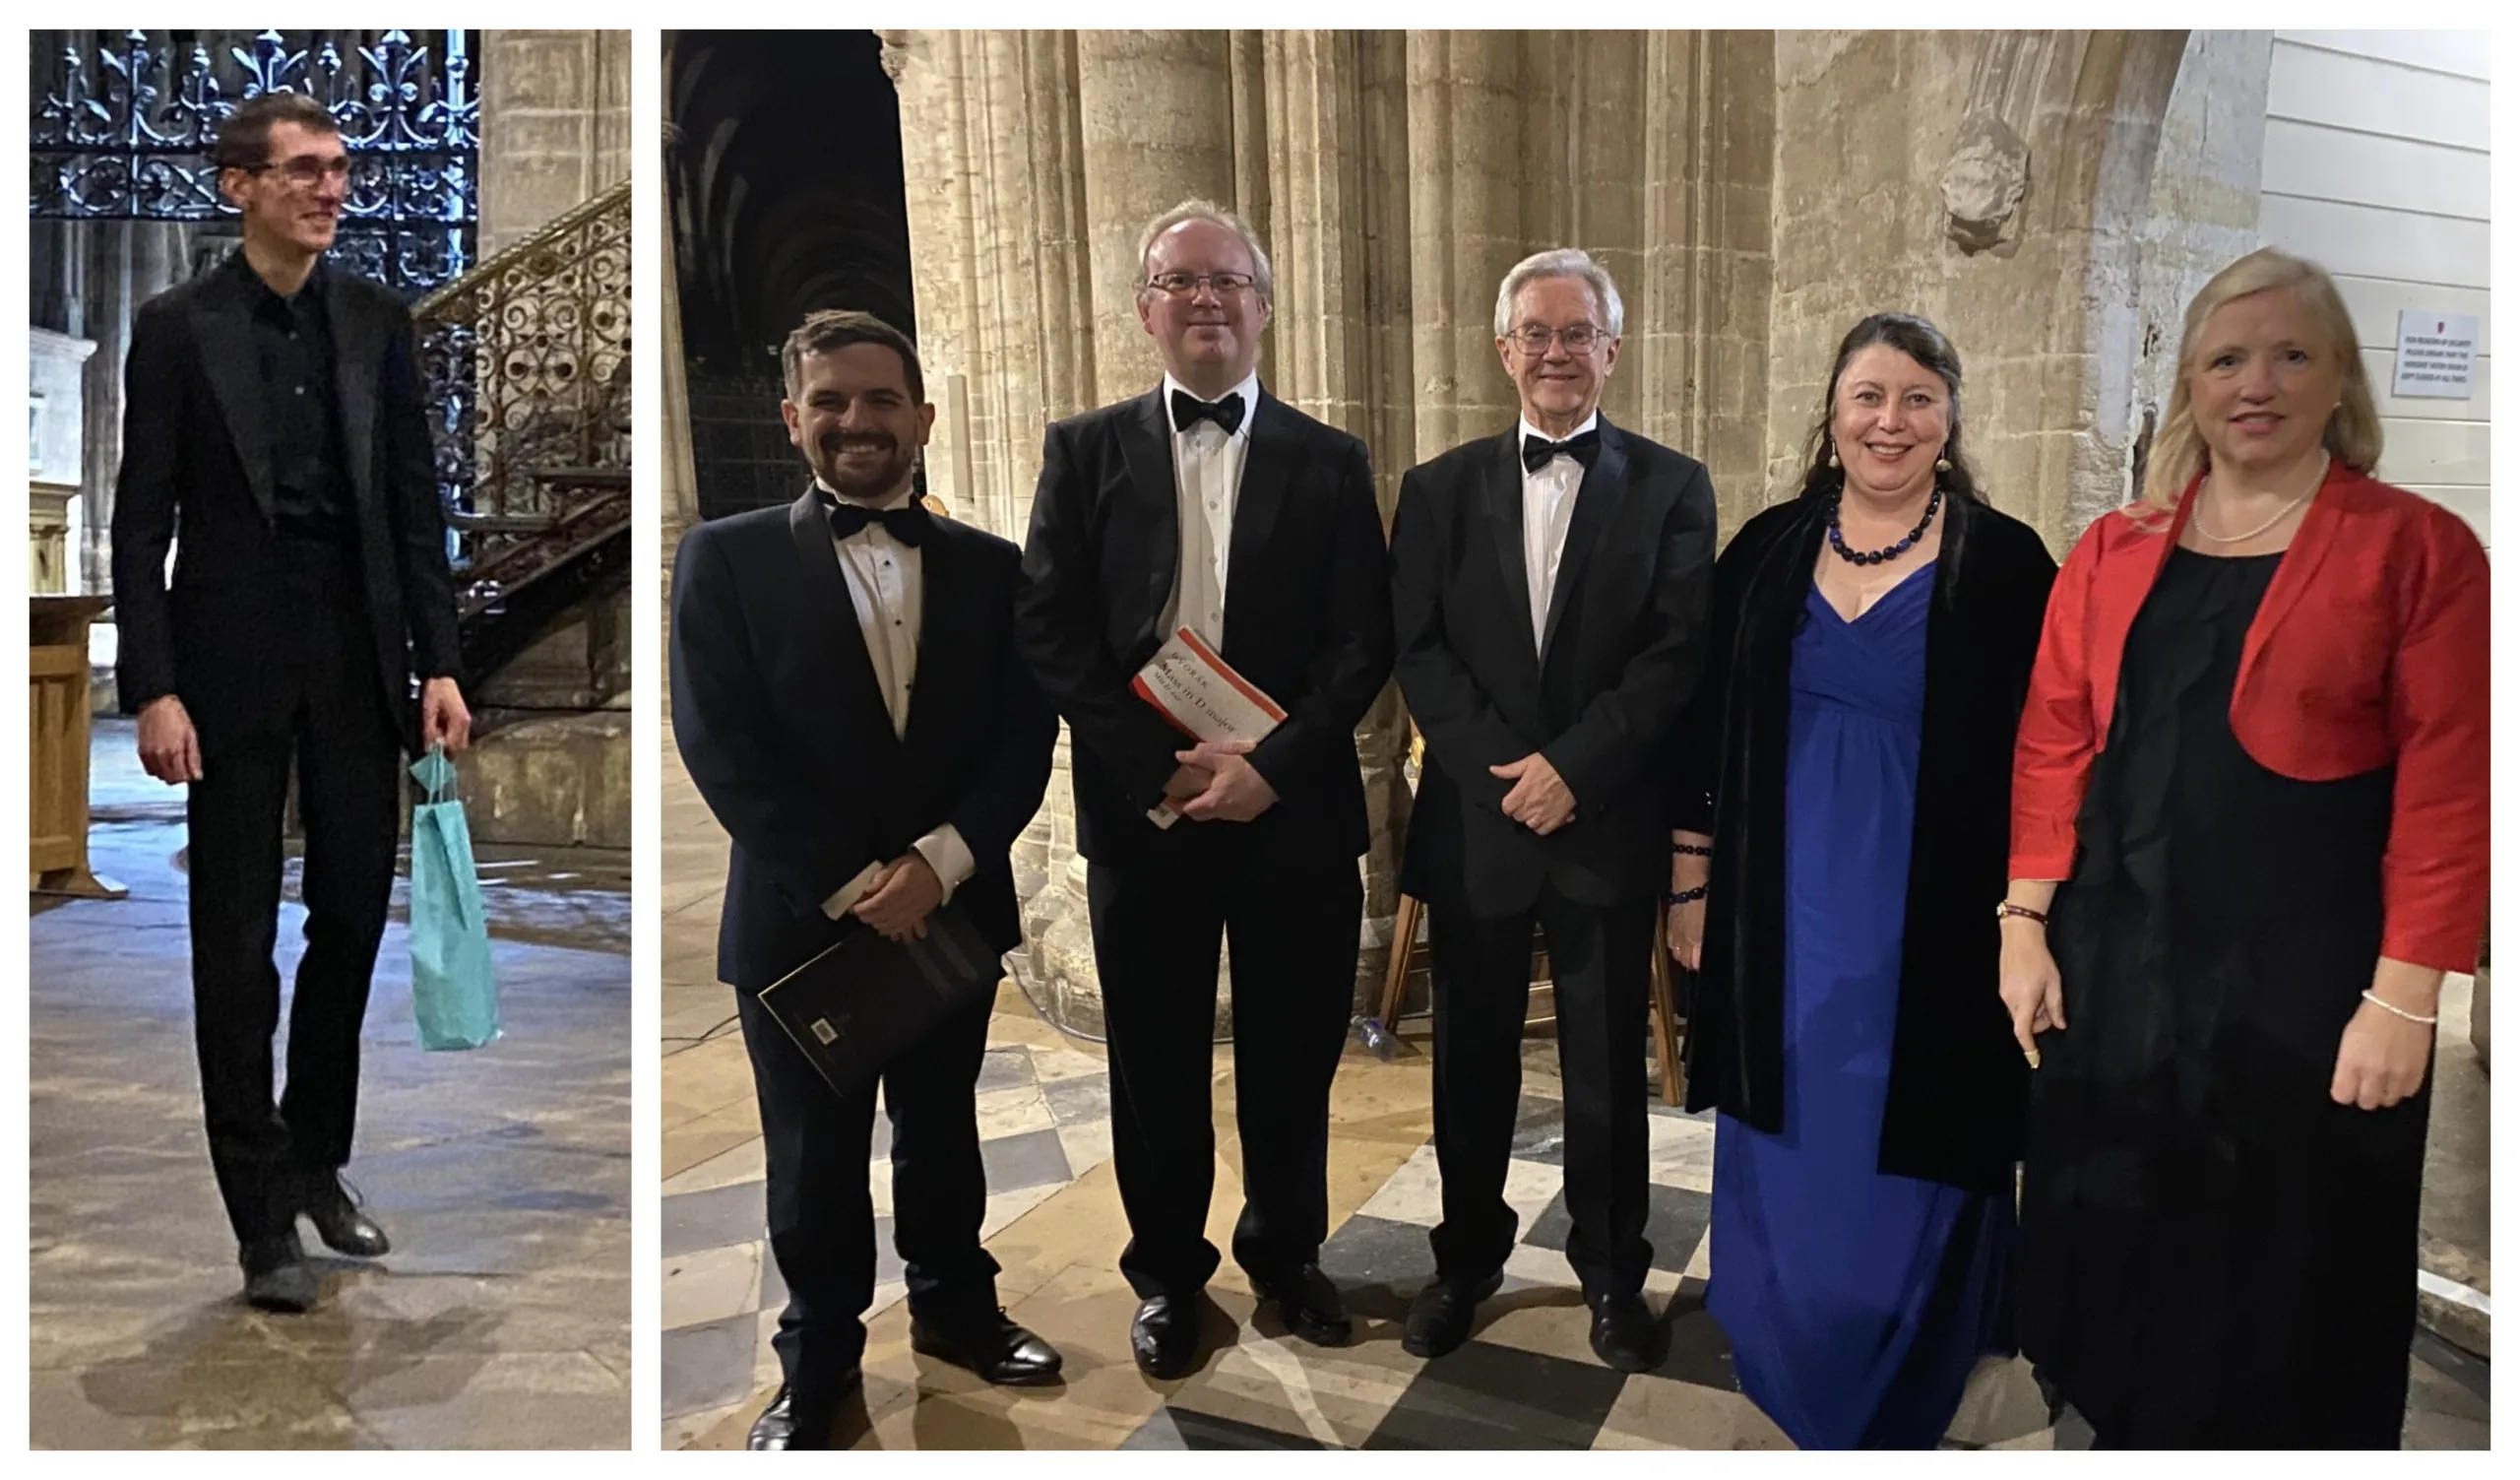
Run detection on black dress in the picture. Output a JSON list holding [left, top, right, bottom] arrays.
[[2019, 547, 2426, 1448]]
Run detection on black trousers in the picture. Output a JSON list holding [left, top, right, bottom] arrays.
[[1427, 882, 1655, 1300], [1086, 835, 1362, 1299], [184, 539, 403, 1245], [738, 978, 1000, 1411]]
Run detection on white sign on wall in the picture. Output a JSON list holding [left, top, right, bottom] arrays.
[[2393, 311, 2479, 400]]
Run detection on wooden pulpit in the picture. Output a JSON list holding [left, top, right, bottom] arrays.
[[30, 595, 126, 898]]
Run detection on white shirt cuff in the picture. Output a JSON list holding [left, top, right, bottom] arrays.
[[912, 824, 976, 907], [822, 860, 886, 920]]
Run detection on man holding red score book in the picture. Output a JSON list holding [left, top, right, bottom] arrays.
[[1015, 198, 1394, 1381]]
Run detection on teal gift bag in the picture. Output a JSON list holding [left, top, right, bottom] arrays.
[[408, 744, 499, 1050]]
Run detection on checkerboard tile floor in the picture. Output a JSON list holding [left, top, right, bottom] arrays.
[[662, 1035, 1113, 1441], [664, 1047, 2488, 1450]]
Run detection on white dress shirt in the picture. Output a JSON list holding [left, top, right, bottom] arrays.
[[814, 480, 976, 921], [1519, 410, 1599, 652], [1159, 368, 1261, 648]]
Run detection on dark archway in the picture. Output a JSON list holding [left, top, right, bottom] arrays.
[[667, 30, 914, 520]]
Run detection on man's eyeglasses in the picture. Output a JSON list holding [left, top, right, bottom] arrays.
[[1144, 271, 1258, 297], [245, 157, 353, 190], [1507, 323, 1606, 354]]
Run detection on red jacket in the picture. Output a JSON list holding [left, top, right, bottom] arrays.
[[2012, 462, 2489, 974]]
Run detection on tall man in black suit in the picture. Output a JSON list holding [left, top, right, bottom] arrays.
[[671, 311, 1065, 1450], [1016, 200, 1395, 1379], [111, 93, 472, 1314], [1389, 249, 1716, 1371]]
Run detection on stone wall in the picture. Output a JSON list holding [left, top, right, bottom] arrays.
[[480, 31, 635, 257], [1761, 32, 2197, 549]]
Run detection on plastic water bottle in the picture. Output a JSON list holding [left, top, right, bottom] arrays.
[[1352, 1013, 1399, 1061]]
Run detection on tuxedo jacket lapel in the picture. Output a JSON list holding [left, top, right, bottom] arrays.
[[1540, 419, 1627, 665], [1483, 425, 1536, 649], [902, 522, 971, 759], [190, 273, 279, 524], [786, 487, 899, 762], [1117, 388, 1180, 653], [325, 274, 383, 515], [1220, 392, 1294, 655]]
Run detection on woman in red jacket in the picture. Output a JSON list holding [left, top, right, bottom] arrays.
[[1999, 247, 2488, 1448]]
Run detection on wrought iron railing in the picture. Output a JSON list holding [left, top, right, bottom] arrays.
[[31, 28, 479, 295], [412, 178, 630, 677]]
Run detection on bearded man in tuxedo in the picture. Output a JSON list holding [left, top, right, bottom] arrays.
[[672, 310, 1064, 1448]]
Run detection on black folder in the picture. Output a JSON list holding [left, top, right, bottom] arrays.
[[755, 900, 1002, 1099]]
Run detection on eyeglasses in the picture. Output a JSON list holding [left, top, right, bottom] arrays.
[[1507, 323, 1606, 354], [245, 156, 353, 190], [1144, 271, 1258, 297]]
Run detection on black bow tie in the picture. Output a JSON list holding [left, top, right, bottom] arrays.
[[1170, 388, 1247, 436], [1523, 428, 1602, 475], [822, 494, 930, 547]]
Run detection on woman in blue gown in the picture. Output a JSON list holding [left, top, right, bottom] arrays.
[[1668, 314, 2057, 1448]]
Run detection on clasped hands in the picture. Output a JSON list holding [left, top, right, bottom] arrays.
[[852, 852, 945, 942], [1166, 740, 1279, 823], [1492, 751, 1576, 835]]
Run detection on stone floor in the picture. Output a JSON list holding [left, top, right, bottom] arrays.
[[30, 720, 633, 1448], [658, 718, 2488, 1450]]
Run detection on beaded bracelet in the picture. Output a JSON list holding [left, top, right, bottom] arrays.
[[1670, 842, 1712, 858], [1668, 884, 1709, 906], [2360, 991, 2439, 1027]]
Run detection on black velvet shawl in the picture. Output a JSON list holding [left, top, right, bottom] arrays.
[[1671, 490, 2059, 1194]]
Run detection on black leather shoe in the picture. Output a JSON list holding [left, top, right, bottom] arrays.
[[1129, 1292, 1202, 1380], [1249, 1263, 1353, 1347], [301, 1171, 391, 1257], [239, 1232, 318, 1314], [1403, 1270, 1504, 1359], [911, 1308, 1064, 1385], [1588, 1292, 1663, 1372], [745, 1374, 859, 1450]]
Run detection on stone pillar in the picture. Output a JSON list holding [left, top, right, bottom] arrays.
[[1404, 31, 1527, 457], [480, 30, 633, 255], [660, 121, 702, 529]]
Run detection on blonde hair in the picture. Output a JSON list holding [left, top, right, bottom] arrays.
[[2139, 247, 2383, 514]]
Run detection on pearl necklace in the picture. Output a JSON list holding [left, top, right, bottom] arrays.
[[2193, 453, 2328, 545]]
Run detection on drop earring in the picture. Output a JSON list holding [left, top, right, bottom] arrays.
[[1827, 443, 1841, 470], [1934, 452, 1953, 473]]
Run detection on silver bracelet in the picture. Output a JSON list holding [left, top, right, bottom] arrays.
[[2361, 990, 2439, 1027]]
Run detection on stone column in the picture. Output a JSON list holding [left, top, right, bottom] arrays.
[[480, 30, 633, 254], [660, 122, 702, 530], [1404, 32, 1528, 458]]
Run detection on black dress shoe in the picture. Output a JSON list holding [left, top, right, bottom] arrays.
[[239, 1232, 318, 1314], [1250, 1263, 1353, 1347], [1403, 1270, 1504, 1359], [301, 1171, 391, 1257], [745, 1374, 859, 1450], [910, 1308, 1064, 1385], [1129, 1292, 1202, 1380], [1588, 1292, 1663, 1372], [747, 1385, 814, 1450]]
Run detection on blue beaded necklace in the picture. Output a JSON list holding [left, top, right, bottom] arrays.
[[1826, 484, 1942, 567]]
